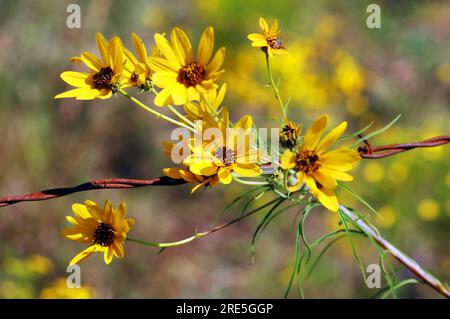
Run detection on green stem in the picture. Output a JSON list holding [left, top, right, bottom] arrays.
[[265, 53, 286, 119], [232, 175, 269, 186], [126, 197, 280, 249], [118, 89, 194, 132]]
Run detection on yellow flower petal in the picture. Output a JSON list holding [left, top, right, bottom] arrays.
[[131, 33, 148, 63], [163, 167, 182, 179], [233, 163, 262, 177], [206, 47, 225, 74], [69, 245, 102, 266], [60, 71, 90, 88], [80, 52, 101, 72], [96, 32, 109, 64], [189, 163, 218, 176], [197, 26, 214, 66], [259, 17, 269, 33], [218, 167, 233, 184], [154, 86, 175, 106], [317, 121, 347, 153], [247, 33, 266, 42], [154, 33, 181, 70], [280, 150, 296, 169], [302, 115, 329, 150], [305, 176, 339, 212], [171, 27, 193, 65]]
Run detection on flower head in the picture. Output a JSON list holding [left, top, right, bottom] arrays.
[[55, 33, 126, 100], [123, 33, 157, 90], [247, 17, 286, 57], [184, 83, 227, 120], [149, 27, 226, 106], [280, 115, 360, 211], [280, 119, 302, 149], [183, 110, 262, 185], [61, 200, 135, 265]]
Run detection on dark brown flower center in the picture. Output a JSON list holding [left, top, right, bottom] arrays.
[[266, 36, 283, 49], [93, 67, 114, 90], [177, 62, 205, 87], [130, 73, 139, 83], [214, 146, 236, 166], [295, 150, 321, 174], [93, 222, 115, 247]]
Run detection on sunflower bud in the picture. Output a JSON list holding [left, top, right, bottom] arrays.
[[279, 120, 302, 149]]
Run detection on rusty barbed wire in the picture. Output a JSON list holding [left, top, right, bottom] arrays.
[[359, 135, 450, 159], [0, 135, 449, 207]]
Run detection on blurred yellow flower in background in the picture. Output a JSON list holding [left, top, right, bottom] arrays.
[[149, 26, 225, 106], [61, 200, 135, 265], [55, 33, 126, 100], [247, 17, 286, 57], [40, 278, 94, 299], [377, 206, 397, 229], [363, 162, 385, 183], [417, 198, 440, 221]]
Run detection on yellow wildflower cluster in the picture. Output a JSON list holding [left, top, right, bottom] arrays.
[[55, 17, 365, 267]]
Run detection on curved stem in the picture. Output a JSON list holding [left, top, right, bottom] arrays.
[[265, 53, 286, 119], [126, 198, 281, 249], [232, 175, 269, 186], [339, 205, 450, 299], [118, 89, 194, 132], [149, 87, 195, 127]]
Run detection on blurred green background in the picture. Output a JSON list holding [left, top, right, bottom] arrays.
[[0, 0, 449, 298]]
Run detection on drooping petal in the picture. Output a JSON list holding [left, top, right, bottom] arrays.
[[154, 86, 175, 106], [305, 176, 339, 212], [218, 167, 233, 184], [163, 167, 182, 179], [69, 245, 102, 265], [103, 247, 114, 265]]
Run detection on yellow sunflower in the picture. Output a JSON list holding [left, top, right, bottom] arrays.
[[162, 141, 219, 193], [247, 17, 287, 57], [184, 83, 227, 120], [280, 115, 360, 211], [149, 26, 226, 106], [55, 33, 126, 100], [61, 200, 135, 265], [123, 33, 156, 89], [183, 110, 262, 185]]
